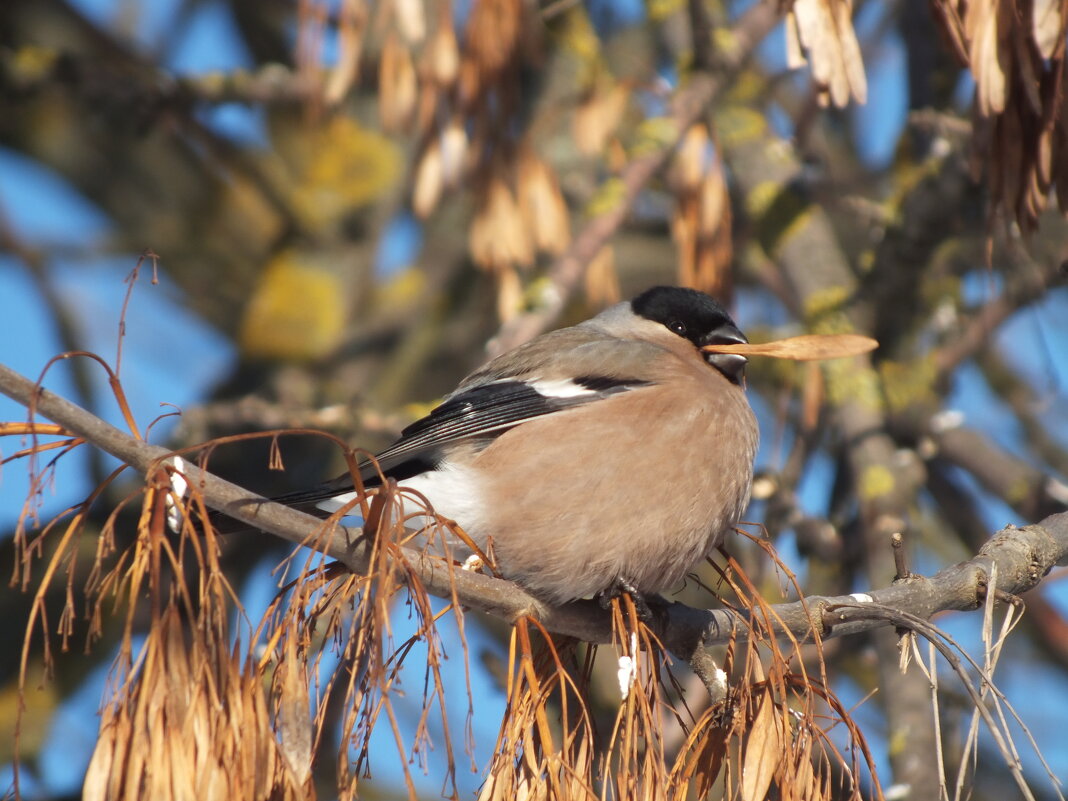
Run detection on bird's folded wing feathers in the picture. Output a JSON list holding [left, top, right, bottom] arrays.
[[260, 332, 670, 512], [375, 375, 648, 470], [268, 372, 653, 511]]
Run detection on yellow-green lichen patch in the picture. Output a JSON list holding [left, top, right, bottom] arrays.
[[715, 106, 768, 151], [803, 286, 852, 331], [1005, 477, 1034, 507], [746, 182, 815, 255], [823, 358, 883, 411], [631, 116, 679, 157], [744, 180, 781, 218], [584, 177, 627, 218], [880, 357, 938, 414], [766, 196, 817, 253], [859, 464, 896, 500]]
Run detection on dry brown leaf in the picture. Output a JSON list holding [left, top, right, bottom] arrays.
[[785, 9, 807, 69], [670, 124, 732, 296], [324, 0, 367, 104], [930, 0, 969, 62], [573, 82, 629, 156], [672, 199, 697, 287], [741, 688, 784, 801], [930, 0, 1068, 229], [1038, 125, 1053, 186], [698, 166, 729, 238], [606, 138, 628, 172], [694, 167, 733, 295], [81, 600, 309, 801], [796, 0, 854, 105], [393, 0, 426, 44], [1012, 19, 1043, 114], [671, 124, 710, 192], [1033, 0, 1063, 58], [469, 178, 534, 270], [82, 719, 116, 801], [379, 32, 418, 132], [496, 264, 523, 321], [832, 0, 867, 104], [276, 633, 313, 785], [966, 0, 1009, 115], [794, 751, 818, 801], [703, 333, 878, 360], [424, 19, 460, 85], [518, 153, 570, 256], [440, 117, 468, 184], [585, 243, 620, 306], [457, 53, 482, 106], [999, 102, 1024, 217], [465, 0, 522, 78], [412, 139, 443, 218], [788, 0, 867, 108]]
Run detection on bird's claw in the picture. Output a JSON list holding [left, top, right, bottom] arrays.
[[599, 576, 660, 624]]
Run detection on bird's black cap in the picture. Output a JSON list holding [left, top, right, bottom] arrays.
[[631, 287, 741, 346], [631, 286, 749, 384]]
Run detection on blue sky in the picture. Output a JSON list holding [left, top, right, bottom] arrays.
[[2, 0, 1068, 797]]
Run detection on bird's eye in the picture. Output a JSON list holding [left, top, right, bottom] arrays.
[[669, 320, 687, 336]]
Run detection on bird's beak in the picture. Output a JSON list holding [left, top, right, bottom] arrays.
[[702, 324, 748, 385]]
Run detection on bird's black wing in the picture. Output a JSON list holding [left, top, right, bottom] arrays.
[[269, 375, 650, 510], [380, 378, 641, 470]]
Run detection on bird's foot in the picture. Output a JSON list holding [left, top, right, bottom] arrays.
[[598, 577, 664, 625]]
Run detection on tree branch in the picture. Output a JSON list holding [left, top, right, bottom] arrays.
[[2, 360, 1067, 663]]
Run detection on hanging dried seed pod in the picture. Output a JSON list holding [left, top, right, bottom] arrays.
[[393, 0, 426, 44], [573, 82, 629, 156], [517, 152, 570, 256], [424, 17, 460, 87], [469, 177, 534, 271], [379, 32, 418, 132], [412, 138, 443, 218]]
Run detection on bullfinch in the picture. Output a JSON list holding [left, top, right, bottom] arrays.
[[241, 286, 758, 606]]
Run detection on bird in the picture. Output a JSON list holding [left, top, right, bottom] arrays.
[[238, 286, 759, 608]]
